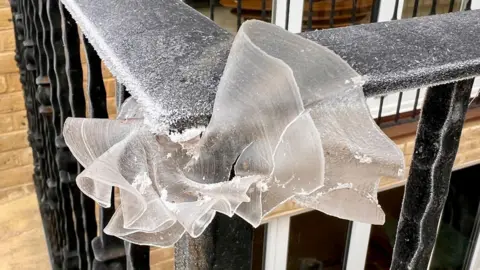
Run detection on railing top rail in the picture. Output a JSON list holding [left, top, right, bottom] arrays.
[[302, 10, 480, 96], [61, 0, 480, 128]]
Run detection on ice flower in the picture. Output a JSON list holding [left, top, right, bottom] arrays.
[[63, 20, 404, 247]]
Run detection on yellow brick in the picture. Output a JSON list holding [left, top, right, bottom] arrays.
[[0, 112, 12, 132], [102, 62, 113, 79], [0, 130, 28, 152], [150, 248, 174, 265], [0, 91, 25, 113], [0, 29, 14, 52], [80, 43, 86, 64], [404, 141, 415, 155], [151, 259, 174, 270], [0, 111, 27, 133], [458, 139, 475, 153], [0, 73, 21, 93], [0, 7, 12, 31], [404, 154, 413, 167], [462, 148, 480, 165], [0, 73, 5, 93], [107, 97, 117, 117], [104, 78, 116, 97], [454, 153, 466, 168], [462, 125, 480, 140], [0, 0, 9, 8], [0, 148, 32, 171], [12, 110, 27, 130], [5, 72, 21, 92], [0, 51, 17, 73], [0, 164, 33, 189]]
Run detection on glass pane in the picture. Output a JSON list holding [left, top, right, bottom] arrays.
[[288, 211, 350, 269]]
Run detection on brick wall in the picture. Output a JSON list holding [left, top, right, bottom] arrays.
[[0, 1, 33, 191], [1, 1, 479, 269]]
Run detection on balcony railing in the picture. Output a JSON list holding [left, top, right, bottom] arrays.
[[6, 0, 480, 269]]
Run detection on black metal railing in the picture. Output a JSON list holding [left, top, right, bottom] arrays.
[[7, 0, 480, 269], [201, 0, 478, 128]]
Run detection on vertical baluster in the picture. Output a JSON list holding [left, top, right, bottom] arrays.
[[466, 0, 472, 10], [391, 79, 474, 269], [32, 0, 67, 267], [391, 0, 400, 20], [261, 0, 267, 21], [430, 0, 438, 14], [351, 0, 358, 24], [25, 0, 66, 267], [395, 92, 403, 123], [115, 82, 150, 270], [209, 0, 215, 21], [285, 0, 290, 30], [330, 0, 336, 27], [307, 0, 313, 30], [237, 0, 242, 30], [370, 0, 381, 22], [412, 89, 421, 118], [412, 0, 420, 16], [60, 4, 98, 269], [47, 0, 88, 268], [40, 3, 68, 266], [82, 37, 127, 269], [376, 96, 385, 124], [124, 242, 150, 269], [14, 0, 62, 267], [448, 0, 456, 12]]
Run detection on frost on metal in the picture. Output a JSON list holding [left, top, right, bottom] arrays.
[[61, 5, 404, 247]]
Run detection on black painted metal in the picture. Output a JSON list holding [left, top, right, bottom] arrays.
[[376, 96, 385, 124], [412, 89, 421, 118], [448, 0, 456, 12], [308, 0, 314, 30], [329, 0, 336, 28], [351, 0, 358, 25], [391, 0, 400, 20], [60, 5, 98, 267], [209, 0, 215, 20], [8, 1, 480, 269], [125, 243, 150, 270], [412, 0, 420, 17], [394, 92, 403, 123], [430, 0, 438, 15], [391, 79, 474, 269], [261, 0, 267, 21], [237, 0, 242, 30], [463, 200, 480, 269], [342, 221, 353, 270], [82, 38, 130, 269], [370, 0, 380, 22]]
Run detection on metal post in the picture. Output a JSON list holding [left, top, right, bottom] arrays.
[[175, 214, 253, 270], [391, 79, 474, 269]]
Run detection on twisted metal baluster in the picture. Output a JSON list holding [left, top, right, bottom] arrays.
[[46, 0, 89, 268], [39, 3, 76, 266], [116, 82, 150, 270], [82, 37, 127, 269], [60, 4, 98, 269], [31, 0, 66, 262], [20, 0, 63, 267]]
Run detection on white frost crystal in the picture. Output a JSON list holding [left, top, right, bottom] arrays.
[[63, 20, 404, 247]]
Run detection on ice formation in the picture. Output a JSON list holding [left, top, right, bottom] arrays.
[[62, 16, 404, 247]]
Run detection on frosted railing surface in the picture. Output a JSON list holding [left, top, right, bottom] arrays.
[[63, 20, 404, 247]]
